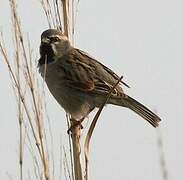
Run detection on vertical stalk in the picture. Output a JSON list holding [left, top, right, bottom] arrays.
[[71, 123, 83, 180], [62, 1, 82, 179], [157, 128, 168, 180]]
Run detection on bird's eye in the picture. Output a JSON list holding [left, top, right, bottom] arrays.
[[49, 36, 60, 42]]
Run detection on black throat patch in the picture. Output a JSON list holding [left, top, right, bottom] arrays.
[[38, 43, 55, 65]]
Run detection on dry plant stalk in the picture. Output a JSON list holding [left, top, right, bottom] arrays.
[[84, 76, 123, 180], [0, 0, 52, 179], [12, 3, 23, 180], [61, 1, 83, 180], [157, 128, 169, 180], [70, 122, 83, 180]]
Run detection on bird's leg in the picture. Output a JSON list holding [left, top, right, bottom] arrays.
[[67, 118, 84, 134], [67, 108, 95, 134]]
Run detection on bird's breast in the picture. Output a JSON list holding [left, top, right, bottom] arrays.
[[39, 63, 92, 120]]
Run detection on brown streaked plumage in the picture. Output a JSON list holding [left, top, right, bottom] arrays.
[[38, 29, 161, 127]]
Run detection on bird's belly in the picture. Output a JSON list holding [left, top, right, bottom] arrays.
[[49, 83, 92, 119]]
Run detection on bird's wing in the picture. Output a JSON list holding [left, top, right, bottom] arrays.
[[76, 49, 130, 88], [58, 48, 129, 97]]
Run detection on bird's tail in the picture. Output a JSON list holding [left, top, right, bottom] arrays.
[[110, 95, 161, 127]]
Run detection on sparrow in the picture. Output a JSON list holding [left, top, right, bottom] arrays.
[[38, 29, 161, 127]]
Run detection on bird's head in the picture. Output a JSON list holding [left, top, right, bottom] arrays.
[[39, 29, 71, 63]]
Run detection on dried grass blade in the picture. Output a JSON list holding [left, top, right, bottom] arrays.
[[84, 76, 123, 180]]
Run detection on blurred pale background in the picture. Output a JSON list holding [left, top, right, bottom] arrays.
[[0, 0, 183, 179]]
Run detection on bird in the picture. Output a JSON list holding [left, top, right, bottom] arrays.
[[38, 29, 161, 128]]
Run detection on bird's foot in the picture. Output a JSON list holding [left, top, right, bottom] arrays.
[[67, 118, 83, 134]]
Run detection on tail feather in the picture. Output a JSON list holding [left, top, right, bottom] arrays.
[[124, 95, 161, 127], [111, 95, 161, 127]]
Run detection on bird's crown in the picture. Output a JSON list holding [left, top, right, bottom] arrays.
[[41, 29, 68, 43]]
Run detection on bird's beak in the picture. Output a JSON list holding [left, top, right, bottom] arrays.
[[41, 37, 50, 44]]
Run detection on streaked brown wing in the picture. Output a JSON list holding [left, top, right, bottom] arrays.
[[58, 48, 127, 97], [75, 49, 130, 88]]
